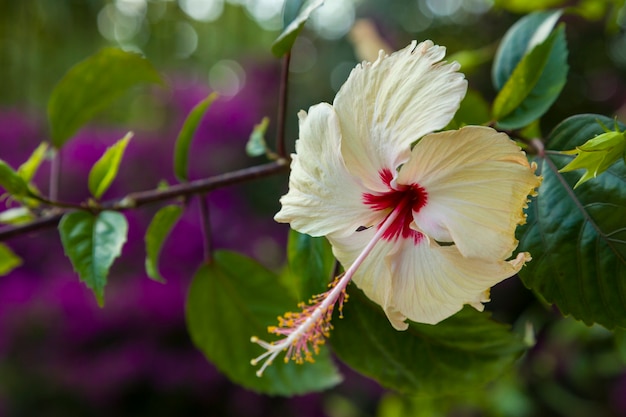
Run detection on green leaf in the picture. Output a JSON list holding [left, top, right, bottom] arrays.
[[0, 243, 22, 276], [48, 47, 162, 148], [493, 0, 567, 14], [186, 250, 342, 395], [287, 230, 335, 301], [518, 114, 626, 329], [492, 24, 568, 129], [0, 207, 34, 225], [271, 0, 324, 57], [331, 287, 526, 394], [173, 93, 218, 182], [560, 129, 626, 188], [88, 132, 132, 199], [446, 89, 491, 130], [246, 117, 270, 157], [144, 205, 183, 283], [0, 160, 30, 197], [17, 142, 49, 183], [58, 210, 128, 306], [492, 10, 562, 91]]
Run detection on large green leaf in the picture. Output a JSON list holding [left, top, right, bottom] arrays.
[[173, 93, 218, 182], [518, 114, 626, 329], [331, 287, 526, 394], [271, 0, 324, 57], [88, 132, 132, 199], [492, 24, 568, 130], [48, 48, 162, 148], [492, 10, 562, 91], [0, 243, 22, 276], [186, 250, 342, 395], [58, 210, 128, 306], [144, 205, 183, 283], [286, 230, 335, 301]]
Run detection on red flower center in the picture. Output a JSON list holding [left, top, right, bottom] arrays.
[[363, 168, 428, 244]]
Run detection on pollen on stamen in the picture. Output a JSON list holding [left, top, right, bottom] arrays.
[[250, 274, 349, 376]]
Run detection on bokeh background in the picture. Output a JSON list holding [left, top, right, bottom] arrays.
[[1, 0, 626, 416]]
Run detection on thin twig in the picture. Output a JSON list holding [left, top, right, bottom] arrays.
[[198, 194, 213, 264], [276, 52, 291, 158], [0, 159, 289, 241], [49, 149, 61, 201]]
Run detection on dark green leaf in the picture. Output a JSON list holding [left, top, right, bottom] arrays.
[[246, 117, 270, 157], [144, 205, 183, 283], [0, 160, 29, 197], [58, 210, 128, 306], [492, 10, 562, 91], [186, 250, 342, 395], [518, 114, 626, 329], [271, 0, 324, 57], [88, 132, 132, 199], [286, 230, 335, 301], [492, 24, 568, 129], [0, 243, 22, 276], [173, 93, 218, 182], [18, 142, 49, 183], [48, 47, 162, 148], [331, 287, 526, 394]]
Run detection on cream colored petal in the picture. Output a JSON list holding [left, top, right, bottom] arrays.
[[327, 228, 393, 313], [333, 40, 467, 190], [398, 126, 541, 260], [274, 103, 377, 238], [387, 238, 530, 326]]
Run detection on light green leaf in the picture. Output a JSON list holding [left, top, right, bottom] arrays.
[[446, 89, 491, 130], [88, 132, 132, 199], [144, 205, 183, 283], [560, 128, 626, 188], [492, 10, 563, 90], [493, 0, 567, 15], [0, 160, 29, 197], [173, 93, 218, 182], [246, 117, 270, 157], [271, 0, 324, 57], [492, 24, 568, 129], [17, 142, 49, 183], [286, 230, 335, 301], [0, 207, 34, 225], [331, 287, 526, 394], [58, 210, 128, 306], [186, 250, 342, 395], [48, 47, 162, 148], [0, 243, 22, 276], [518, 114, 626, 329]]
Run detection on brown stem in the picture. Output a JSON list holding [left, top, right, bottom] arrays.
[[198, 194, 213, 264], [276, 52, 291, 158], [0, 159, 289, 241]]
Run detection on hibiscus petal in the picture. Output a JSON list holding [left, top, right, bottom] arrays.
[[275, 103, 377, 238], [386, 238, 530, 326], [329, 228, 529, 329], [333, 40, 467, 190], [399, 126, 541, 260]]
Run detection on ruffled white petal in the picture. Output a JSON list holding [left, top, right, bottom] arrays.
[[386, 237, 530, 327], [333, 40, 467, 191], [275, 103, 377, 238], [398, 126, 541, 260], [329, 227, 530, 329]]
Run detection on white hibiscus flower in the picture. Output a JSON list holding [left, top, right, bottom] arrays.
[[251, 40, 541, 376]]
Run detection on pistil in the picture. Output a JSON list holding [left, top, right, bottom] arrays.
[[250, 199, 409, 376]]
